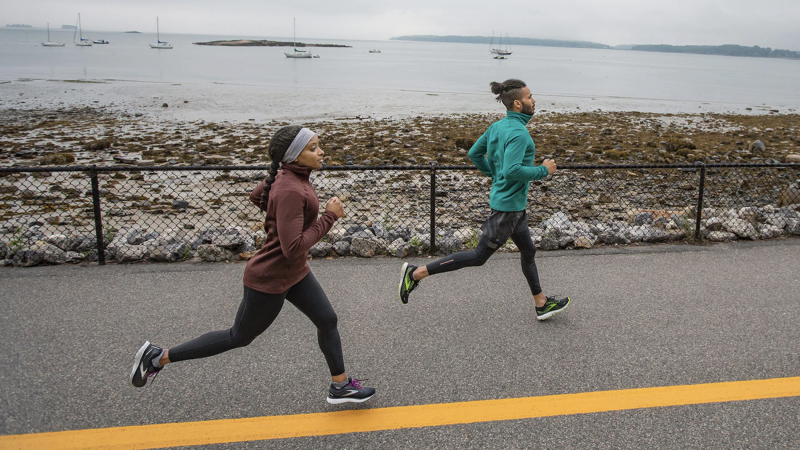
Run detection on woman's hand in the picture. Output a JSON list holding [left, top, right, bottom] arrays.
[[325, 197, 345, 218]]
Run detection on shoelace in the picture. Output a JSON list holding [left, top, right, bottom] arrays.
[[146, 367, 163, 384], [349, 378, 367, 390]]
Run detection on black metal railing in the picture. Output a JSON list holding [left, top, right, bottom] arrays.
[[0, 163, 798, 266]]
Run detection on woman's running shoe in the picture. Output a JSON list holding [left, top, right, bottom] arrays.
[[327, 378, 376, 404], [536, 296, 571, 321], [398, 262, 420, 304], [130, 341, 164, 387]]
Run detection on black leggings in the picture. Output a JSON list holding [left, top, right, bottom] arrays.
[[426, 216, 543, 296], [168, 272, 345, 376]]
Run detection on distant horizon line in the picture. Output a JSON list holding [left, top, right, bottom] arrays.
[[3, 27, 797, 52]]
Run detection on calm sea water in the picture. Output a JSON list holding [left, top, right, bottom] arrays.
[[2, 27, 799, 118]]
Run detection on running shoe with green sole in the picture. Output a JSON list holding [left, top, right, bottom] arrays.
[[536, 296, 571, 321], [398, 262, 420, 304]]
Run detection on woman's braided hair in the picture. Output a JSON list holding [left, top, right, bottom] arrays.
[[259, 125, 303, 211], [489, 79, 527, 110]]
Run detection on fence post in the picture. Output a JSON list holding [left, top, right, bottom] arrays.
[[694, 164, 706, 244], [89, 166, 106, 265], [429, 165, 437, 255]]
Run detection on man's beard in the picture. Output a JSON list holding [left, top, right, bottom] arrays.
[[522, 103, 535, 115]]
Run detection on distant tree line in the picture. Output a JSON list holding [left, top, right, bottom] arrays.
[[390, 35, 611, 49], [631, 44, 800, 59]]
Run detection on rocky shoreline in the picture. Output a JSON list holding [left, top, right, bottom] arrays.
[[2, 108, 799, 169], [1, 107, 799, 267], [193, 40, 351, 47]]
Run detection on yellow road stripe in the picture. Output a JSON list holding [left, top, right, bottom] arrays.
[[3, 376, 799, 450]]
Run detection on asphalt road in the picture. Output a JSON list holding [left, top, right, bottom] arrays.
[[1, 239, 799, 449]]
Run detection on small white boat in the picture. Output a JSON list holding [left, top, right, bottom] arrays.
[[369, 49, 381, 53], [149, 17, 172, 49], [286, 48, 313, 58], [73, 13, 92, 46], [42, 23, 65, 47], [489, 32, 512, 58], [93, 39, 109, 44], [284, 18, 316, 58]]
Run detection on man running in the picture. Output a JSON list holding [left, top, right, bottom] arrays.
[[398, 78, 570, 321]]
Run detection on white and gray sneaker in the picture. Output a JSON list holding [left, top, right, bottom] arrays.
[[129, 341, 164, 388], [327, 378, 375, 404]]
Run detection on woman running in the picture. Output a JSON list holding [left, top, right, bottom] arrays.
[[129, 125, 375, 404]]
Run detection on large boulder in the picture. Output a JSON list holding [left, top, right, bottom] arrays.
[[757, 224, 784, 240], [539, 237, 560, 251], [45, 234, 70, 251], [388, 238, 408, 258], [372, 222, 389, 240], [785, 218, 800, 236], [574, 236, 593, 249], [125, 229, 159, 246], [643, 228, 671, 243], [437, 236, 462, 254], [333, 241, 350, 256], [350, 237, 378, 257], [310, 242, 333, 258], [10, 242, 66, 266], [704, 217, 725, 232], [598, 231, 630, 245], [39, 243, 67, 264], [724, 220, 757, 240], [542, 212, 572, 230], [212, 227, 251, 250], [149, 242, 191, 262], [634, 212, 655, 226], [11, 248, 45, 267], [707, 231, 736, 242], [114, 244, 149, 263], [197, 244, 237, 262]]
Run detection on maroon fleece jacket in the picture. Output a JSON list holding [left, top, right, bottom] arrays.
[[243, 163, 338, 294]]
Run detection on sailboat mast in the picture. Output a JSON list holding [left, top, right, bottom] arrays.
[[293, 17, 296, 49], [157, 17, 160, 41], [47, 23, 50, 41], [78, 13, 82, 41]]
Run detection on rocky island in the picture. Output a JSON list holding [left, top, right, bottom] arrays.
[[193, 40, 351, 48]]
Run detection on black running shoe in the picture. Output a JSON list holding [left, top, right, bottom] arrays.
[[327, 378, 376, 404], [536, 296, 571, 321], [398, 262, 420, 304], [130, 341, 164, 388]]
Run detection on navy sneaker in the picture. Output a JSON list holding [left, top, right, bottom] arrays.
[[129, 341, 164, 388], [327, 378, 375, 404], [536, 296, 571, 321], [398, 262, 420, 304]]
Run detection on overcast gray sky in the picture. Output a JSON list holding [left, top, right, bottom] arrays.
[[3, 0, 800, 50]]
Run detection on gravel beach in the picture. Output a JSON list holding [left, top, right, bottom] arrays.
[[1, 78, 799, 267]]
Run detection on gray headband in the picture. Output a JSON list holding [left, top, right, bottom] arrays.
[[283, 128, 316, 163]]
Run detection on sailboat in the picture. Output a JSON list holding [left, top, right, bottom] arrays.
[[73, 13, 92, 46], [42, 23, 65, 47], [149, 17, 172, 49], [489, 32, 512, 58], [284, 18, 316, 58]]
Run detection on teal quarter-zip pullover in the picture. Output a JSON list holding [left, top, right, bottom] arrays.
[[468, 111, 549, 212]]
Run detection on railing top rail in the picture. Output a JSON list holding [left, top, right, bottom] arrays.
[[0, 162, 798, 174]]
